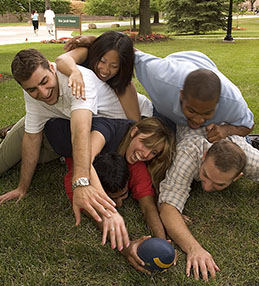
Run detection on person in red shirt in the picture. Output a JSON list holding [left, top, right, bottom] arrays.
[[46, 116, 175, 274]]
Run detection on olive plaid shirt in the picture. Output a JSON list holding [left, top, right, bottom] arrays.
[[158, 126, 259, 213]]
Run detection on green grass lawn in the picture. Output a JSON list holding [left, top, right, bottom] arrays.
[[0, 24, 258, 286]]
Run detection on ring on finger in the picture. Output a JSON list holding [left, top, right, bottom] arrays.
[[110, 227, 115, 232]]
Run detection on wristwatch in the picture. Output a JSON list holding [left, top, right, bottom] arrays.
[[72, 177, 90, 191]]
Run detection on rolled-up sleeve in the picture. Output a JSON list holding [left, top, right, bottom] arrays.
[[159, 143, 201, 213]]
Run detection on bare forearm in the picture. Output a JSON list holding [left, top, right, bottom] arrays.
[[18, 132, 42, 191], [72, 128, 91, 179], [221, 124, 253, 137], [56, 48, 87, 76], [71, 110, 92, 180], [160, 203, 200, 253], [139, 196, 166, 239], [118, 82, 141, 122]]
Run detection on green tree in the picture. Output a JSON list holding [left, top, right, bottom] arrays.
[[115, 0, 139, 30], [164, 0, 228, 35], [0, 0, 26, 15], [151, 0, 164, 23], [85, 0, 115, 16]]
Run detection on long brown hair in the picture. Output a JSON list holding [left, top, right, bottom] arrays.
[[118, 117, 175, 191]]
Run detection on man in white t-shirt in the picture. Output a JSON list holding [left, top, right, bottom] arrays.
[[0, 49, 152, 250], [44, 6, 55, 35]]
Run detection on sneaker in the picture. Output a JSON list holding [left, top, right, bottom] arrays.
[[248, 134, 259, 150]]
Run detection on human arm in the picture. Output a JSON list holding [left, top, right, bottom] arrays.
[[206, 123, 254, 143], [158, 137, 220, 280], [0, 131, 42, 203], [118, 82, 141, 122], [129, 162, 165, 238], [64, 35, 97, 52], [57, 35, 96, 99], [70, 109, 116, 224], [56, 47, 88, 99], [138, 196, 166, 239], [160, 203, 220, 281]]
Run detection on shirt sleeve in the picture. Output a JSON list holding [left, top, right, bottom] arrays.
[[158, 144, 200, 213], [24, 91, 58, 133], [211, 72, 254, 129], [128, 161, 155, 200]]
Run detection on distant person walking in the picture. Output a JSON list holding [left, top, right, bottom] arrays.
[[44, 6, 55, 36], [31, 10, 40, 35]]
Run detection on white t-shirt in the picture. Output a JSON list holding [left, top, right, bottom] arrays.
[[44, 9, 55, 25], [24, 64, 153, 134]]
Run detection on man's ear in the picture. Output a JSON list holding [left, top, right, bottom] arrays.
[[130, 126, 138, 137], [48, 61, 55, 73], [233, 172, 243, 182]]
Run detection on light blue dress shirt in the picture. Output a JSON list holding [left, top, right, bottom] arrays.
[[135, 50, 254, 128]]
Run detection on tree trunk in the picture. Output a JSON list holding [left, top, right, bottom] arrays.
[[139, 0, 151, 35], [45, 0, 51, 9], [153, 11, 159, 23], [133, 16, 137, 30]]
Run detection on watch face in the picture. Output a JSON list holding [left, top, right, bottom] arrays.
[[72, 177, 90, 190], [79, 178, 90, 185]]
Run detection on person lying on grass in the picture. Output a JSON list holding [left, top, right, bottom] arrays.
[[66, 151, 176, 274], [44, 116, 175, 262], [159, 125, 259, 281]]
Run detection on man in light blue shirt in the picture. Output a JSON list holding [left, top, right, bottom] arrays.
[[135, 50, 254, 142]]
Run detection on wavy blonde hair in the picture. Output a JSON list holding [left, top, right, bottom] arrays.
[[118, 117, 175, 191]]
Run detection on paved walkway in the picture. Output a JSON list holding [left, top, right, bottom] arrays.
[[0, 21, 134, 45]]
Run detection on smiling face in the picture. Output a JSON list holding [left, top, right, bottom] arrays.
[[95, 50, 120, 82], [125, 128, 163, 165], [21, 63, 59, 105], [180, 90, 217, 129], [199, 155, 241, 192]]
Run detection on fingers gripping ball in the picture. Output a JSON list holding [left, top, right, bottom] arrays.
[[137, 238, 175, 272]]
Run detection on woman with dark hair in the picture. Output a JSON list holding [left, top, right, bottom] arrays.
[[56, 31, 141, 121], [31, 10, 40, 35]]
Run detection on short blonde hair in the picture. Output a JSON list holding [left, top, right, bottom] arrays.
[[118, 117, 175, 190]]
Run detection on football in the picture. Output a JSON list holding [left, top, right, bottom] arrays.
[[137, 237, 175, 272]]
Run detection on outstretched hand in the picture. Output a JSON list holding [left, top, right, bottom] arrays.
[[102, 211, 130, 251], [186, 245, 220, 281], [121, 236, 152, 274], [68, 69, 86, 100], [73, 185, 117, 225]]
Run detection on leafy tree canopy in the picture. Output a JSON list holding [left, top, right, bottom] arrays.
[[164, 0, 228, 35]]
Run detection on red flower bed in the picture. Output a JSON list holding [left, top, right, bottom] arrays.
[[41, 37, 72, 44], [123, 31, 168, 42]]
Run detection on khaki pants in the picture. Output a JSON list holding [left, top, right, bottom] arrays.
[[0, 117, 59, 175]]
